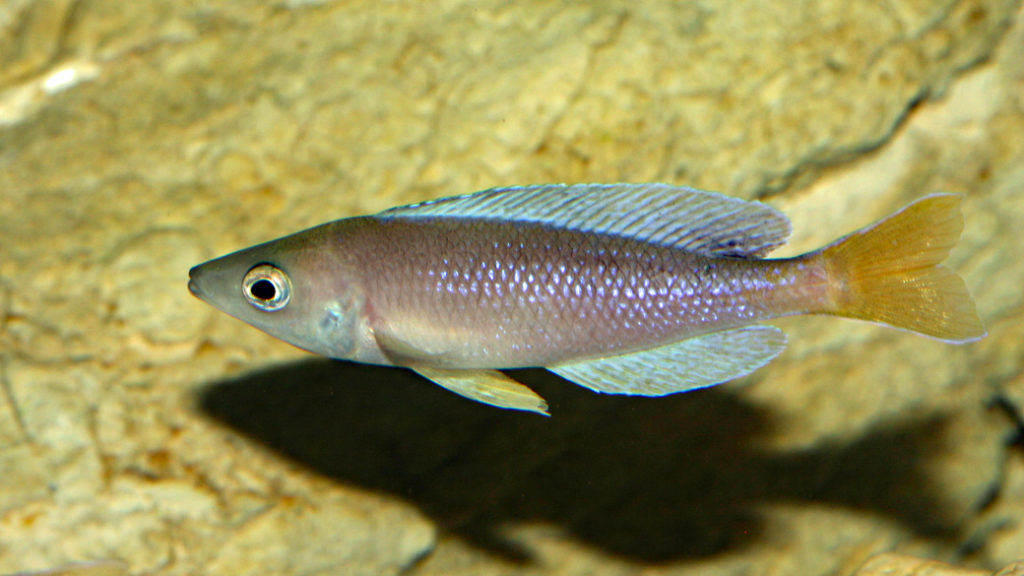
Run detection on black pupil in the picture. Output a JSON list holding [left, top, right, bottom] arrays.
[[250, 279, 277, 301]]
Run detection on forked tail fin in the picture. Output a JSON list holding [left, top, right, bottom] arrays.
[[821, 193, 986, 343]]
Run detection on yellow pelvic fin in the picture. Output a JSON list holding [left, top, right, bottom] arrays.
[[412, 367, 550, 415], [821, 193, 986, 343]]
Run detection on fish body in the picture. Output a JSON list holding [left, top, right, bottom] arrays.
[[189, 184, 985, 414], [320, 216, 822, 368]]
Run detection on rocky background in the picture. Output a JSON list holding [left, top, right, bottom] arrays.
[[2, 1, 1024, 575]]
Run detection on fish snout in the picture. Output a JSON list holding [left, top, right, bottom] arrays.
[[187, 266, 204, 298]]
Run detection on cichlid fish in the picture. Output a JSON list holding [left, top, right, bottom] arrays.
[[188, 184, 985, 415]]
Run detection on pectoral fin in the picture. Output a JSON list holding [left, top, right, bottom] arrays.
[[413, 367, 550, 415], [549, 325, 786, 396]]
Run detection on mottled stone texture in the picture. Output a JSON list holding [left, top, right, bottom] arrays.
[[852, 554, 1024, 576], [1, 1, 1023, 575]]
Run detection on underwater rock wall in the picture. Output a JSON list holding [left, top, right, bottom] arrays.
[[2, 1, 1024, 575]]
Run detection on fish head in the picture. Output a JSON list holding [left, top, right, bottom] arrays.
[[188, 224, 373, 361]]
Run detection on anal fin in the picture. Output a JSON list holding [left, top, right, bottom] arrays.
[[549, 325, 786, 396], [413, 367, 550, 415]]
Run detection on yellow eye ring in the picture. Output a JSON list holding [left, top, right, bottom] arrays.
[[242, 264, 291, 312]]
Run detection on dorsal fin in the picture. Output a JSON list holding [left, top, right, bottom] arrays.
[[379, 183, 791, 257]]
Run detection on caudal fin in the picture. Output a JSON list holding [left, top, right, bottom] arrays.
[[821, 193, 986, 343]]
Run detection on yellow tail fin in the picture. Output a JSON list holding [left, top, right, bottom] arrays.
[[822, 193, 986, 343]]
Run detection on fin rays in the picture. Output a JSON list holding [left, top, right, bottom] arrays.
[[412, 367, 550, 415], [822, 193, 986, 343], [550, 326, 787, 396], [381, 183, 791, 258]]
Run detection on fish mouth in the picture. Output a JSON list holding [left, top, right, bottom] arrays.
[[187, 266, 204, 298]]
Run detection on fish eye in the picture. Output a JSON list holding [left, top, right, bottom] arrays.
[[242, 264, 291, 312]]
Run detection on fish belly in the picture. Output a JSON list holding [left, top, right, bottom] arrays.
[[357, 217, 810, 368]]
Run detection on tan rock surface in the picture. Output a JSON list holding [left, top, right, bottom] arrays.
[[852, 553, 1024, 576], [2, 1, 1023, 575]]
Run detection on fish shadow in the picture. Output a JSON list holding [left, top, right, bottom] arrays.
[[198, 358, 961, 564]]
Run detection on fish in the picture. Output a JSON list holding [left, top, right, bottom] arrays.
[[188, 184, 986, 415]]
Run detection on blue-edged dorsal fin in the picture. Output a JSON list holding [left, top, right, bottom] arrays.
[[548, 325, 787, 396], [380, 183, 791, 257]]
